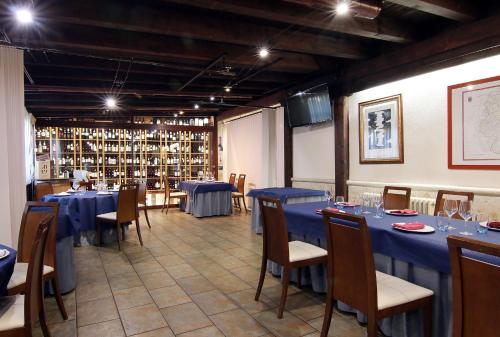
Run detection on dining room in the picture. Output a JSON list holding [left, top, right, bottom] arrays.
[[0, 1, 500, 337]]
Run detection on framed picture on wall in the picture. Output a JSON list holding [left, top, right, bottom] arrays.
[[448, 75, 500, 170], [359, 94, 404, 164]]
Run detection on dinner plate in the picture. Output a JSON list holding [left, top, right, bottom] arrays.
[[392, 223, 435, 233], [55, 192, 71, 197], [66, 190, 77, 193], [96, 191, 113, 195], [480, 223, 500, 232], [0, 249, 10, 260], [385, 209, 419, 216], [334, 202, 360, 207]]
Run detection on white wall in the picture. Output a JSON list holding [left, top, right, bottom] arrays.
[[349, 54, 500, 189], [0, 47, 26, 246]]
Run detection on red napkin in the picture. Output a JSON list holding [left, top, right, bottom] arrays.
[[315, 207, 344, 215], [488, 222, 500, 229], [392, 222, 425, 230], [390, 209, 418, 215]]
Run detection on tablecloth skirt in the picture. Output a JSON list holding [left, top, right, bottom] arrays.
[[182, 191, 233, 217], [251, 196, 325, 234], [266, 232, 451, 337], [45, 236, 76, 295]]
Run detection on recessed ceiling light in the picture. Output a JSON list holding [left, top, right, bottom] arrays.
[[173, 113, 178, 117], [224, 86, 231, 92], [336, 2, 350, 15], [194, 104, 200, 110], [209, 96, 215, 101], [467, 84, 474, 90], [258, 47, 269, 59], [105, 97, 117, 109], [15, 8, 33, 24], [179, 110, 185, 115]]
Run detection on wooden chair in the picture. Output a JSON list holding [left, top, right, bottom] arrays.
[[137, 182, 151, 228], [96, 183, 143, 250], [7, 202, 68, 321], [320, 210, 433, 337], [0, 214, 53, 337], [232, 174, 248, 213], [434, 190, 474, 219], [447, 236, 500, 337], [383, 186, 411, 209], [161, 178, 187, 214], [255, 197, 327, 319], [35, 183, 53, 201], [77, 181, 93, 191], [228, 173, 236, 186]]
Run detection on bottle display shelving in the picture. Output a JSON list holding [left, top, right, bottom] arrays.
[[35, 126, 214, 192]]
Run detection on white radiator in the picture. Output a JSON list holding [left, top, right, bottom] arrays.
[[361, 192, 435, 215]]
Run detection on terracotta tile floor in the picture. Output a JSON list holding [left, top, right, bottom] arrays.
[[36, 209, 368, 337]]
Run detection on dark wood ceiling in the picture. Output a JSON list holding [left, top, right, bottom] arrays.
[[1, 0, 499, 120]]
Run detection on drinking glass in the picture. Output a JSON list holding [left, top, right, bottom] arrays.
[[373, 193, 384, 218], [362, 193, 371, 214], [435, 211, 449, 231], [324, 191, 332, 208], [335, 196, 345, 210], [354, 204, 362, 215], [474, 213, 489, 235], [443, 199, 458, 219], [458, 200, 473, 236]]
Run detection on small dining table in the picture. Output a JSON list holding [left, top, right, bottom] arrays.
[[0, 244, 17, 295], [178, 181, 236, 217], [41, 190, 121, 293], [247, 187, 326, 233], [275, 201, 500, 337]]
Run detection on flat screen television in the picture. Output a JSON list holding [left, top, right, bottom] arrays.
[[286, 84, 333, 127]]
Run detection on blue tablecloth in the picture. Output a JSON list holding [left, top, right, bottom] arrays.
[[247, 187, 325, 203], [283, 201, 500, 273], [0, 245, 16, 295], [42, 191, 119, 240], [179, 181, 236, 194]]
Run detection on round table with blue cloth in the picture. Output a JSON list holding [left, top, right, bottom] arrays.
[[178, 181, 236, 217], [0, 244, 17, 295], [40, 191, 124, 293]]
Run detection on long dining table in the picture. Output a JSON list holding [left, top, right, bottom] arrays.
[[268, 201, 500, 337]]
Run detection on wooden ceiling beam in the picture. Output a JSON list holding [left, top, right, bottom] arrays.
[[341, 13, 500, 93], [27, 105, 219, 112], [9, 26, 321, 73], [218, 91, 287, 121], [49, 0, 368, 59], [25, 85, 252, 100], [163, 0, 414, 43], [387, 0, 477, 22]]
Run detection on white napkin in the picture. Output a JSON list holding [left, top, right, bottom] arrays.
[[56, 192, 71, 196], [0, 249, 10, 259]]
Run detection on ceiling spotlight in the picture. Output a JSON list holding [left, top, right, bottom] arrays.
[[467, 84, 474, 90], [336, 1, 350, 15], [173, 113, 178, 117], [194, 104, 200, 110], [224, 86, 231, 93], [209, 96, 215, 101], [258, 47, 270, 59], [15, 8, 33, 24], [105, 97, 117, 109], [179, 110, 185, 115]]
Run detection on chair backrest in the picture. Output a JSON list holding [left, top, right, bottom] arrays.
[[229, 173, 236, 186], [383, 186, 411, 209], [321, 210, 377, 315], [435, 190, 474, 218], [258, 197, 290, 266], [117, 183, 138, 223], [35, 182, 54, 201], [447, 236, 500, 337], [77, 181, 93, 191], [24, 214, 52, 330], [236, 174, 246, 194], [17, 202, 59, 269], [137, 182, 147, 204]]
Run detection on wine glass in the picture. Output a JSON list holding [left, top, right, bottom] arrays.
[[373, 193, 384, 218], [335, 196, 345, 210], [324, 191, 332, 207], [474, 213, 489, 235], [458, 200, 473, 236], [362, 193, 371, 214], [443, 199, 458, 220]]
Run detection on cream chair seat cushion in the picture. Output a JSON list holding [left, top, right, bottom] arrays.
[[97, 212, 117, 221], [288, 241, 327, 263], [138, 203, 146, 208], [0, 295, 24, 331], [7, 263, 54, 290], [376, 271, 434, 310], [232, 192, 244, 197]]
